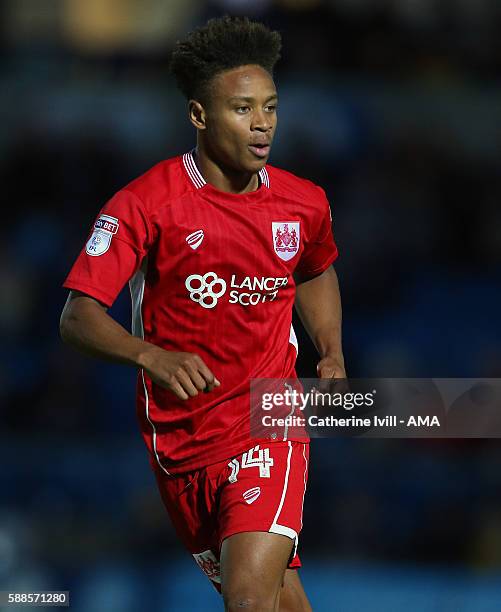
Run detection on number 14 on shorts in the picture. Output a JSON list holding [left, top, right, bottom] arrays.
[[228, 445, 274, 482]]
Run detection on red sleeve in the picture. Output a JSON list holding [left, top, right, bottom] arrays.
[[295, 186, 338, 279], [63, 189, 152, 307]]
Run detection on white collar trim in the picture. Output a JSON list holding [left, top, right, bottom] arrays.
[[183, 150, 270, 190], [183, 150, 206, 189]]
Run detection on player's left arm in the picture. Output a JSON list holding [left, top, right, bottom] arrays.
[[294, 265, 346, 378]]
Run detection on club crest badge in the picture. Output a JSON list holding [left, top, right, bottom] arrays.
[[192, 550, 221, 584], [272, 222, 300, 261], [86, 214, 119, 257]]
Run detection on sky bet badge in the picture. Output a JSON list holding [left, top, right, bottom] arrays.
[[86, 214, 119, 257], [272, 221, 300, 261]]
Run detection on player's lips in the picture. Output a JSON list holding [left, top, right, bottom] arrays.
[[248, 144, 271, 158]]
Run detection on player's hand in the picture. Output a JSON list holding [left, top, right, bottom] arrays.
[[317, 356, 346, 380], [315, 356, 348, 394], [140, 348, 220, 400]]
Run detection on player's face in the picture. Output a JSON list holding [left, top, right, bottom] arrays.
[[204, 65, 278, 174]]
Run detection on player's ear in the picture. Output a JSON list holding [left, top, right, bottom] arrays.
[[189, 100, 207, 130]]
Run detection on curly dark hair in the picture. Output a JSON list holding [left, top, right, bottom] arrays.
[[170, 16, 282, 104]]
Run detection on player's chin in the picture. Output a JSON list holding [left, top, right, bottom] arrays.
[[245, 147, 271, 170]]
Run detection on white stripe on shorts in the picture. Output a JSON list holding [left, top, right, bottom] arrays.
[[269, 441, 298, 540]]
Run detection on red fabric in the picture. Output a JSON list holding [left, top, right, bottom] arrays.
[[151, 440, 309, 590], [63, 153, 337, 474]]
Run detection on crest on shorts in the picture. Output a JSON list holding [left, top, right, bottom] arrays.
[[272, 222, 300, 261], [86, 214, 119, 257], [193, 550, 221, 584], [243, 487, 261, 505]]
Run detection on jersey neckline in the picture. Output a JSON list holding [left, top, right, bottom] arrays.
[[182, 150, 270, 202]]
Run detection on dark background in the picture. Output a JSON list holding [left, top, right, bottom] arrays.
[[1, 1, 501, 610]]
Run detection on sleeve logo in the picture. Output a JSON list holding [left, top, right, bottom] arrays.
[[272, 222, 300, 261], [86, 214, 119, 257]]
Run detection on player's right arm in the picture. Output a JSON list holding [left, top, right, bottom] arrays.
[[60, 290, 220, 400]]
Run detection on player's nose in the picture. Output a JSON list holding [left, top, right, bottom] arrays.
[[251, 109, 272, 132]]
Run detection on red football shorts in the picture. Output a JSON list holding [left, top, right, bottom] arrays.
[[150, 440, 309, 590]]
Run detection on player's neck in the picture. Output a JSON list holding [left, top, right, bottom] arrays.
[[193, 146, 259, 195]]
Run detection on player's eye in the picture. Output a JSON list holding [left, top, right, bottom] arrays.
[[265, 105, 277, 112], [236, 106, 250, 113]]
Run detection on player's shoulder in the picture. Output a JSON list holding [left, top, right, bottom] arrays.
[[119, 154, 191, 213], [266, 165, 327, 204]]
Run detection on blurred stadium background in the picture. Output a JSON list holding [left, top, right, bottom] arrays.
[[1, 0, 501, 610]]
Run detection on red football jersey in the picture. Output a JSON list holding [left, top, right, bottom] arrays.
[[63, 151, 338, 474]]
